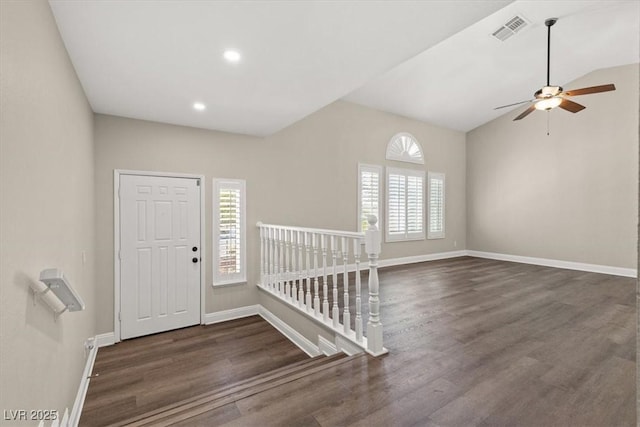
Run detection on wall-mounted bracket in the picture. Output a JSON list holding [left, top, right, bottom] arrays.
[[31, 269, 85, 321]]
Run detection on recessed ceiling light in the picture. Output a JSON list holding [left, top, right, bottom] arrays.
[[223, 49, 241, 63], [193, 102, 206, 111]]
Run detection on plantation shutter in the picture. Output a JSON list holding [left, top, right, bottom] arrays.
[[428, 172, 445, 239], [213, 179, 246, 285], [407, 175, 423, 234], [358, 164, 382, 232], [386, 168, 425, 242], [387, 172, 406, 237]]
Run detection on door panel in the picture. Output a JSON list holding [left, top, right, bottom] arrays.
[[120, 175, 201, 340]]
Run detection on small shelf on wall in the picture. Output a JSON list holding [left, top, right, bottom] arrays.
[[32, 268, 85, 320]]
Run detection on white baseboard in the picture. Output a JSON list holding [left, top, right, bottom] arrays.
[[378, 250, 468, 269], [95, 332, 115, 348], [317, 335, 338, 356], [466, 250, 637, 278], [335, 335, 364, 356], [69, 336, 100, 427], [258, 306, 321, 357], [203, 305, 260, 325]]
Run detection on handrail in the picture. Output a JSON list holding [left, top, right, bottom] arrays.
[[256, 222, 365, 240], [256, 216, 386, 356]]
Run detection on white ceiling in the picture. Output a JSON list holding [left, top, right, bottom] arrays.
[[48, 1, 639, 137], [345, 0, 640, 132]]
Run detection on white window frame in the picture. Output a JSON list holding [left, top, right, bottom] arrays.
[[428, 172, 445, 239], [386, 132, 424, 164], [358, 163, 382, 233], [213, 178, 246, 286], [385, 167, 425, 242]]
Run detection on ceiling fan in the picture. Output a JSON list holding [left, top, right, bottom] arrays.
[[495, 17, 616, 121]]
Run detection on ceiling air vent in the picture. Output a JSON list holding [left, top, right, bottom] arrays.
[[491, 15, 528, 41]]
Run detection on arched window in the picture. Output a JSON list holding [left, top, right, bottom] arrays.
[[386, 133, 424, 164]]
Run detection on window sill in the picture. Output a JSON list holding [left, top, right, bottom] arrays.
[[385, 235, 425, 243], [212, 279, 246, 288], [427, 234, 445, 240]]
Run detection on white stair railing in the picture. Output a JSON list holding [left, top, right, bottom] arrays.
[[257, 216, 386, 356]]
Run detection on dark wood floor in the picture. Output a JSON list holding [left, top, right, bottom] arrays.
[[83, 256, 636, 426], [80, 316, 309, 426]]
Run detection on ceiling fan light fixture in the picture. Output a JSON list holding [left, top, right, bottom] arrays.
[[534, 96, 562, 111], [541, 86, 561, 97]]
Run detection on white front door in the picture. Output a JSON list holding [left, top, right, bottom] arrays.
[[119, 174, 201, 340]]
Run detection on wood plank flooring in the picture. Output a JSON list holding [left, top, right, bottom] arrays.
[[82, 257, 636, 426], [80, 316, 309, 426]]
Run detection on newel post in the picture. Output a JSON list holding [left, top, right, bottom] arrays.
[[365, 215, 385, 356]]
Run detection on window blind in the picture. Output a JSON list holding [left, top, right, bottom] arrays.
[[358, 164, 382, 232], [213, 179, 246, 285], [386, 168, 425, 242], [428, 172, 445, 239]]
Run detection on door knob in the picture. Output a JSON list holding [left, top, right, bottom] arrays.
[[192, 257, 199, 263], [192, 247, 198, 252]]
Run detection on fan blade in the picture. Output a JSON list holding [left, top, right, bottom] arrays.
[[564, 84, 615, 97], [494, 100, 533, 110], [558, 98, 586, 113], [513, 105, 536, 121]]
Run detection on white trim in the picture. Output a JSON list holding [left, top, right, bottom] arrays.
[[113, 169, 206, 342], [69, 337, 99, 427], [466, 250, 637, 278], [95, 332, 115, 347], [257, 222, 364, 240], [335, 335, 364, 356], [258, 305, 322, 357], [113, 172, 120, 342], [378, 250, 467, 268], [386, 132, 424, 164], [203, 305, 260, 325], [256, 285, 375, 354], [317, 336, 338, 356]]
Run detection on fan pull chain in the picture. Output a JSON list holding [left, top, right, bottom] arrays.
[[546, 111, 550, 136]]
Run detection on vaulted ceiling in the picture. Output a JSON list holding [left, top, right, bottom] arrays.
[[49, 0, 639, 137]]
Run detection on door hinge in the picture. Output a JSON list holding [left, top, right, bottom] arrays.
[[118, 249, 121, 260], [196, 179, 200, 186], [118, 312, 121, 321]]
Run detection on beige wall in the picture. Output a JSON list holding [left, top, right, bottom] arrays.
[[0, 0, 96, 419], [94, 100, 466, 333], [467, 64, 639, 269]]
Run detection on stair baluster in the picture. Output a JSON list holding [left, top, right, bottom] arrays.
[[321, 235, 329, 323], [331, 235, 339, 328], [342, 237, 350, 334], [284, 229, 291, 300], [268, 227, 274, 291], [354, 238, 363, 342], [312, 233, 320, 317], [297, 230, 304, 307], [305, 232, 312, 311], [290, 230, 297, 303], [279, 229, 285, 295]]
